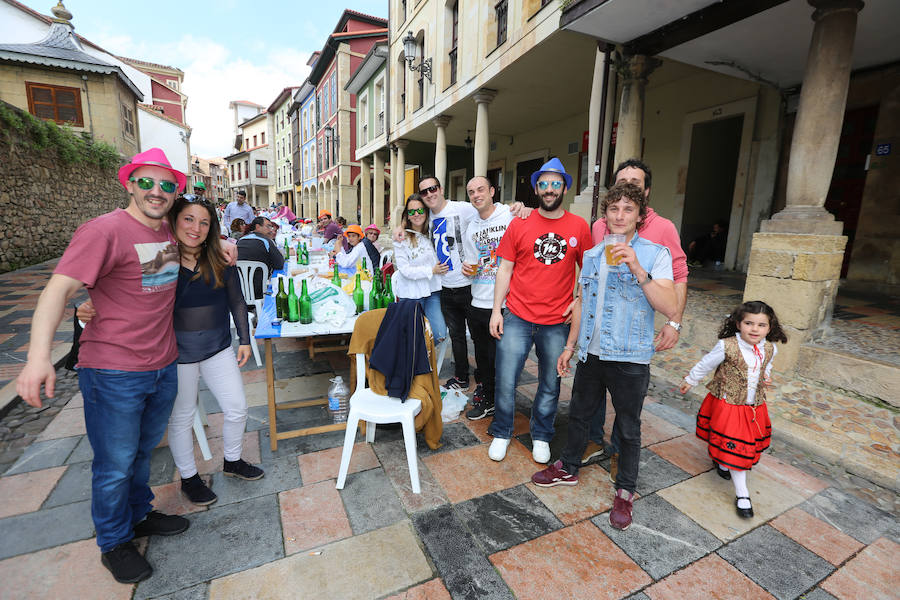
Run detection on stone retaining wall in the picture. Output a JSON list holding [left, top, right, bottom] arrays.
[[0, 114, 127, 273]]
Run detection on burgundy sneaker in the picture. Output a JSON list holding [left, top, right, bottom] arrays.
[[609, 488, 634, 530], [532, 460, 578, 487]]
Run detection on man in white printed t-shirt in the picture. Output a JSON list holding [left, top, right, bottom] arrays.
[[461, 176, 513, 420]]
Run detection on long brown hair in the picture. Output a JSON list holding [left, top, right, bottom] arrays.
[[169, 196, 227, 288], [401, 193, 430, 247]]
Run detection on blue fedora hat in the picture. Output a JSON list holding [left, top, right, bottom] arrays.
[[530, 157, 572, 190]]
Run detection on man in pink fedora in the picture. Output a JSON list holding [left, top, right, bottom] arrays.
[[17, 148, 193, 584]]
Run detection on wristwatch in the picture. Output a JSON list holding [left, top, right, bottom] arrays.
[[638, 272, 653, 286], [666, 320, 682, 332]]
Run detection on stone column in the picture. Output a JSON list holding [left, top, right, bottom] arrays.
[[395, 139, 409, 207], [433, 115, 451, 188], [473, 89, 497, 177], [745, 0, 863, 371], [360, 157, 372, 225], [374, 151, 386, 225], [763, 0, 864, 234], [570, 48, 608, 223], [390, 146, 398, 209], [612, 55, 660, 168]]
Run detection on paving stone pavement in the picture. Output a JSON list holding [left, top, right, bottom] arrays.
[[0, 260, 897, 599], [0, 334, 897, 600]]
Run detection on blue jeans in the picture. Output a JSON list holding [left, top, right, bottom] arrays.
[[405, 291, 447, 346], [488, 310, 569, 443], [80, 361, 178, 552]]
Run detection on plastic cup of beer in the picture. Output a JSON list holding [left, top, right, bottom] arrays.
[[462, 262, 478, 276], [604, 234, 626, 265]]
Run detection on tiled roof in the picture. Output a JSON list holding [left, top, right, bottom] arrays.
[[118, 55, 182, 73], [332, 28, 388, 39], [0, 18, 143, 99]]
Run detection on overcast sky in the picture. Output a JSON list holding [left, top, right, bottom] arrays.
[[19, 0, 388, 157]]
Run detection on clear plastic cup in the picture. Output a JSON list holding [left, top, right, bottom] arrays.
[[604, 233, 626, 265]]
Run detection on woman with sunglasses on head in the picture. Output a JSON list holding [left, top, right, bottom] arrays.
[[164, 196, 264, 504], [391, 194, 448, 345]]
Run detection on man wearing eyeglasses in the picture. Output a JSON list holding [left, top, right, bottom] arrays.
[[16, 148, 193, 584], [223, 189, 255, 232], [487, 158, 592, 464], [416, 175, 481, 391]]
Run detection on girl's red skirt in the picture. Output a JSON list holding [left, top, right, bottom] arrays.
[[696, 393, 771, 471]]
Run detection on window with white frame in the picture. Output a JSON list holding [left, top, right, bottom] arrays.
[[374, 75, 385, 135], [358, 90, 369, 146]]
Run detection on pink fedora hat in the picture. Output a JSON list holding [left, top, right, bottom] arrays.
[[117, 147, 187, 192]]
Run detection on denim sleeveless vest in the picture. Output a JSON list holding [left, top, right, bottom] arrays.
[[575, 236, 669, 364]]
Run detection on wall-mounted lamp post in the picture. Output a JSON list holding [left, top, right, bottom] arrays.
[[402, 31, 432, 83]]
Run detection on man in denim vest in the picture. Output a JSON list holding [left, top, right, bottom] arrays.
[[531, 182, 677, 531]]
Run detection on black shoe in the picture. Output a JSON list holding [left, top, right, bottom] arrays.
[[735, 496, 754, 519], [445, 376, 469, 390], [466, 399, 494, 420], [101, 541, 152, 583], [223, 458, 265, 481], [181, 473, 217, 506], [715, 463, 731, 480], [133, 510, 190, 538], [472, 383, 485, 404]]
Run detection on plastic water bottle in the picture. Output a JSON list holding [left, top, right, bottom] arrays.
[[327, 376, 350, 423]]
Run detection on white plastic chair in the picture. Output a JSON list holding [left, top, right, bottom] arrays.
[[379, 250, 393, 269], [234, 260, 268, 368], [336, 353, 423, 493], [192, 410, 212, 460]]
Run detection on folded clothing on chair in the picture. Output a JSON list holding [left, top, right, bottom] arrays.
[[369, 299, 431, 401]]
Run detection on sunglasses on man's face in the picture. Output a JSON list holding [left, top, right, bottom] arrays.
[[131, 176, 178, 194], [537, 180, 564, 191], [407, 208, 426, 216], [419, 184, 440, 195]]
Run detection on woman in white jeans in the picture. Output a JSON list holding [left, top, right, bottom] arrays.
[[167, 196, 264, 505]]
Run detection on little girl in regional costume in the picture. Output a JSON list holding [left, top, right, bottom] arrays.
[[680, 300, 788, 519]]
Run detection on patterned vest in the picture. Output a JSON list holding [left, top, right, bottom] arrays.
[[706, 337, 774, 406]]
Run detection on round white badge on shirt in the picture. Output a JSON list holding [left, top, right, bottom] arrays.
[[569, 237, 578, 248]]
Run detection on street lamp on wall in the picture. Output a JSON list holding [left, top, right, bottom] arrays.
[[402, 31, 432, 83], [464, 130, 473, 150]]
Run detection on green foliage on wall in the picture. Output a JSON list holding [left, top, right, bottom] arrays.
[[0, 102, 120, 170]]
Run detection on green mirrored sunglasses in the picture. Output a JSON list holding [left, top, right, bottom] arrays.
[[130, 176, 178, 194]]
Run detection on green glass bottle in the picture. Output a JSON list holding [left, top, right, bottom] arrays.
[[331, 265, 341, 287], [275, 277, 288, 319], [361, 257, 367, 273], [369, 278, 380, 311], [352, 274, 364, 314], [284, 236, 290, 257], [384, 275, 395, 305], [299, 279, 312, 324], [287, 279, 299, 322], [301, 243, 309, 265]]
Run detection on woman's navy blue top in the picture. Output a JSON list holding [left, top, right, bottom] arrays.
[[173, 265, 250, 364]]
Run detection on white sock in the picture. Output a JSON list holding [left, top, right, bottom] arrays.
[[731, 469, 751, 508], [718, 463, 729, 473]]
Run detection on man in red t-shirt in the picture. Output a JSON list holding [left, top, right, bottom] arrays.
[[487, 158, 592, 464], [16, 148, 192, 584]]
